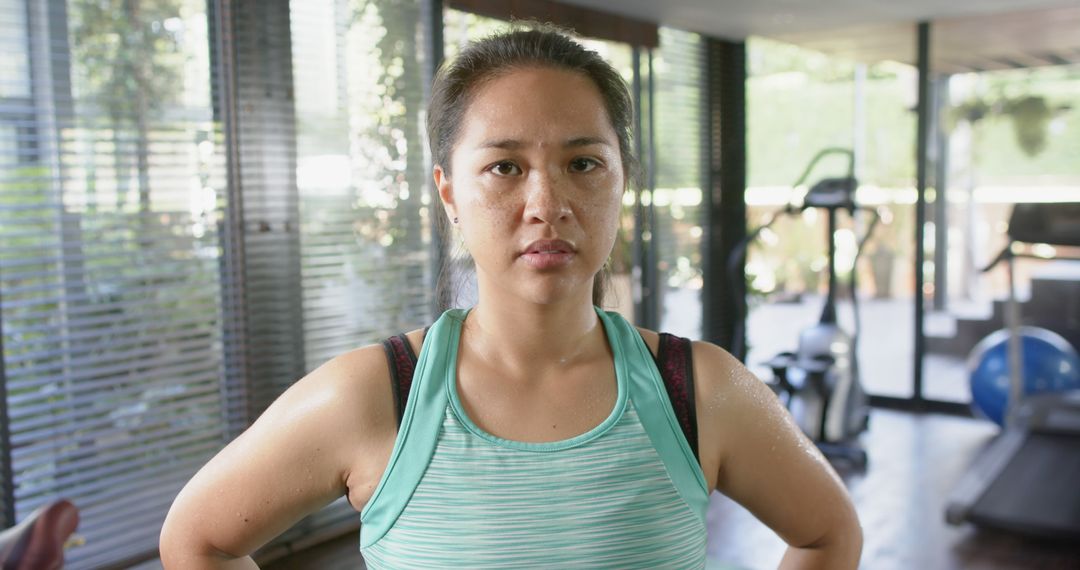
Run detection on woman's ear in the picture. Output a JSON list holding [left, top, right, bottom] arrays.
[[434, 165, 457, 222]]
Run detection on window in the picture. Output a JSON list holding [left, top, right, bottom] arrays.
[[0, 0, 226, 566], [294, 0, 433, 370], [0, 0, 31, 100], [654, 28, 706, 338]]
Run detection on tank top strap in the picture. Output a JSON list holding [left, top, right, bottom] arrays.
[[360, 308, 468, 546], [596, 309, 710, 517]]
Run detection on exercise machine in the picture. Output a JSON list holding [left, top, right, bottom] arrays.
[[729, 148, 877, 468], [946, 201, 1080, 540]]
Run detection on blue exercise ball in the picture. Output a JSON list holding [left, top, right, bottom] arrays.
[[967, 326, 1080, 426]]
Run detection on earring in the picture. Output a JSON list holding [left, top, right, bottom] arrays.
[[453, 217, 458, 224]]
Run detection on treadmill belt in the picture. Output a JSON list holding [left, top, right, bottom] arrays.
[[971, 432, 1080, 539]]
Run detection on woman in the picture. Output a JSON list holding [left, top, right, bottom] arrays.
[[160, 25, 862, 568]]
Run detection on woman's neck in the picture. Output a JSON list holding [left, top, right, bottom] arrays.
[[464, 289, 608, 377]]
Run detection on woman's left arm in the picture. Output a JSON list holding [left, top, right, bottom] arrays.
[[692, 341, 863, 569]]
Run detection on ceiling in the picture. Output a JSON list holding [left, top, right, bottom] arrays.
[[558, 0, 1080, 72]]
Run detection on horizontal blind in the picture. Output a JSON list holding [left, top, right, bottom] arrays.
[[655, 28, 705, 338], [294, 0, 433, 369], [228, 0, 306, 420], [0, 0, 228, 567], [259, 0, 437, 554]]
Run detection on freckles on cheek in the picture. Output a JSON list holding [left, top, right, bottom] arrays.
[[460, 201, 516, 248], [478, 202, 515, 232], [579, 201, 621, 249], [470, 184, 511, 215]]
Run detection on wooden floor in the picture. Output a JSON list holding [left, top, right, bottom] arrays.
[[261, 409, 1080, 570]]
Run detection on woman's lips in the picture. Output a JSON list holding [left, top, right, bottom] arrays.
[[520, 239, 575, 269]]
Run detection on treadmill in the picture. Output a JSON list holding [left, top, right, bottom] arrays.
[[945, 202, 1080, 540]]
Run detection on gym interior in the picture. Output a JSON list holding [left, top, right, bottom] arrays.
[[1, 0, 1079, 568]]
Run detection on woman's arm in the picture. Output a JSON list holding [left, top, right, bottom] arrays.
[[159, 344, 397, 568], [693, 341, 863, 569]]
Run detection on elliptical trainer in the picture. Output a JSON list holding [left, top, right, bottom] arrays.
[[729, 148, 877, 468]]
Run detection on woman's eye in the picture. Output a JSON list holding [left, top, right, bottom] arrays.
[[569, 158, 598, 173], [489, 161, 521, 176]]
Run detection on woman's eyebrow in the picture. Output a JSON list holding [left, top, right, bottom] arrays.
[[564, 136, 610, 148], [476, 136, 611, 150], [478, 138, 523, 150]]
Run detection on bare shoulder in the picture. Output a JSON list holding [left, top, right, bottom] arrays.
[[688, 340, 761, 398], [688, 339, 774, 414], [304, 341, 398, 434], [686, 340, 793, 487], [211, 339, 401, 494], [686, 340, 861, 559], [160, 341, 399, 562], [314, 340, 396, 401]]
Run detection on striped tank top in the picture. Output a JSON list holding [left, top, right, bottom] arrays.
[[359, 307, 709, 568]]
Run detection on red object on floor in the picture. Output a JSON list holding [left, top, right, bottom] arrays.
[[0, 499, 80, 570]]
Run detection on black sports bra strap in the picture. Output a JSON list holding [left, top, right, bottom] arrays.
[[383, 328, 428, 427], [382, 334, 418, 426], [657, 333, 699, 462]]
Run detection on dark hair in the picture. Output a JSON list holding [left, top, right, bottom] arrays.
[[428, 23, 638, 310]]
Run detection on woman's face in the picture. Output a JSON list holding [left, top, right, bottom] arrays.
[[436, 66, 625, 306]]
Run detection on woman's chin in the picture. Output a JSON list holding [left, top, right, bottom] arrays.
[[509, 276, 595, 307], [475, 263, 602, 307]]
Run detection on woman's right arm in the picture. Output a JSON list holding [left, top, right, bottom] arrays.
[[159, 344, 397, 568]]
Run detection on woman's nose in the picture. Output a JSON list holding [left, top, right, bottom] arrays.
[[523, 169, 572, 224]]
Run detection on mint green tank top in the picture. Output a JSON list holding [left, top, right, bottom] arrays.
[[359, 308, 709, 568]]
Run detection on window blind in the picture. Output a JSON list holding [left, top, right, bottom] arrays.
[[654, 28, 706, 338], [1, 0, 438, 565], [0, 0, 228, 566], [293, 0, 434, 371], [255, 0, 438, 556]]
